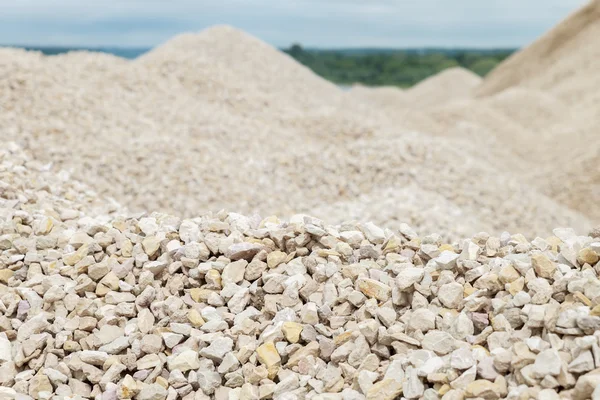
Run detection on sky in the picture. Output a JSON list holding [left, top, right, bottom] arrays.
[[0, 0, 588, 49]]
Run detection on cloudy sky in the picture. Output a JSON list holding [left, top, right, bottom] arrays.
[[0, 0, 587, 48]]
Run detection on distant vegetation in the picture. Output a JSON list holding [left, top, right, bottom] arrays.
[[14, 44, 514, 89], [283, 44, 515, 88]]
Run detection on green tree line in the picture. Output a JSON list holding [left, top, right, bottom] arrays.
[[283, 44, 513, 88]]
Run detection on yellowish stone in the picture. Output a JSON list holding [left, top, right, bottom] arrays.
[[578, 248, 599, 266], [546, 236, 562, 253], [121, 239, 133, 257], [366, 379, 403, 400], [256, 342, 281, 379], [465, 380, 500, 399], [532, 253, 556, 279], [119, 375, 138, 399], [356, 278, 391, 302], [438, 384, 450, 395], [282, 322, 303, 344], [0, 269, 14, 284], [189, 288, 203, 303], [439, 244, 454, 252], [35, 216, 54, 235], [155, 376, 168, 389], [63, 245, 88, 266], [205, 269, 222, 288], [100, 271, 120, 290], [333, 331, 354, 346], [591, 304, 600, 316], [316, 249, 340, 257], [507, 277, 525, 296], [95, 283, 110, 297], [267, 251, 287, 269], [187, 309, 205, 327], [63, 340, 80, 352], [383, 236, 401, 253], [498, 264, 520, 284], [142, 236, 160, 257], [574, 291, 592, 307], [463, 284, 476, 297]]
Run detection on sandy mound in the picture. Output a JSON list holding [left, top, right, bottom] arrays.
[[404, 67, 482, 108], [477, 0, 600, 96], [0, 43, 590, 239], [466, 0, 600, 220], [137, 25, 344, 118], [0, 21, 596, 242], [348, 85, 410, 109]]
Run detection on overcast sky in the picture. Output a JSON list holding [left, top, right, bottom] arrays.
[[0, 0, 587, 48]]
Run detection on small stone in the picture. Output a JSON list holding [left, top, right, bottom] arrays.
[[162, 332, 184, 349], [79, 350, 110, 365], [573, 370, 600, 400], [438, 282, 463, 309], [0, 269, 14, 284], [408, 308, 436, 332], [137, 308, 155, 334], [578, 248, 599, 265], [267, 251, 287, 269], [357, 278, 391, 302], [568, 350, 595, 374], [531, 253, 556, 279], [140, 334, 162, 354], [434, 251, 460, 269], [29, 374, 53, 399], [225, 242, 263, 261], [167, 349, 200, 372], [137, 383, 167, 400], [137, 354, 162, 370], [403, 367, 424, 399], [465, 380, 500, 399], [361, 222, 386, 244], [199, 337, 233, 363], [142, 236, 161, 256], [450, 347, 475, 370], [282, 322, 303, 343], [0, 333, 12, 362], [366, 379, 402, 400], [187, 309, 205, 327], [531, 349, 561, 377], [422, 331, 455, 355], [222, 260, 247, 284], [377, 307, 397, 327], [256, 342, 281, 374], [396, 267, 424, 290]]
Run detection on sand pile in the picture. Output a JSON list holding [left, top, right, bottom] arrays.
[[348, 85, 410, 110], [348, 0, 600, 224], [0, 28, 592, 239], [403, 68, 482, 109], [476, 0, 600, 97], [471, 0, 600, 221]]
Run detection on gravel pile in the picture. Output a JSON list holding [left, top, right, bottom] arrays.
[[403, 68, 482, 109], [1, 144, 600, 400], [0, 29, 593, 239], [0, 2, 599, 399], [469, 0, 600, 221]]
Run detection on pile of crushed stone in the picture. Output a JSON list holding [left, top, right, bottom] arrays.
[[1, 144, 600, 400], [1, 1, 600, 399], [0, 27, 594, 239]]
